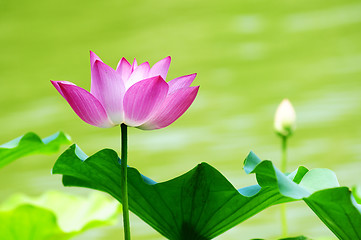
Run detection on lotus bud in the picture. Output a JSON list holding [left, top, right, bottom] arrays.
[[274, 99, 296, 137]]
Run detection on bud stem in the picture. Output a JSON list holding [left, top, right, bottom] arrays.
[[281, 135, 288, 237], [281, 135, 287, 173], [120, 124, 131, 240]]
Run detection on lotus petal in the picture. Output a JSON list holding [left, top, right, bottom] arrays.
[[140, 86, 199, 130], [148, 56, 171, 80], [123, 76, 168, 127], [168, 73, 197, 94], [126, 62, 150, 88], [54, 82, 113, 128], [116, 57, 132, 82], [90, 60, 125, 124]]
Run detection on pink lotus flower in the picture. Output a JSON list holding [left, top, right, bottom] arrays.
[[52, 51, 199, 130]]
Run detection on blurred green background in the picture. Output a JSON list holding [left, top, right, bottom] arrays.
[[1, 0, 361, 239]]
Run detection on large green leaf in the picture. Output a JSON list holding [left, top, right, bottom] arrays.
[[0, 191, 120, 240], [52, 146, 339, 240], [304, 188, 361, 240], [0, 132, 71, 169]]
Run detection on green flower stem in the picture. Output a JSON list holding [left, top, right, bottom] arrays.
[[281, 135, 288, 237], [120, 124, 131, 240]]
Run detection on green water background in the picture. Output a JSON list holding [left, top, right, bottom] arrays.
[[1, 0, 361, 239]]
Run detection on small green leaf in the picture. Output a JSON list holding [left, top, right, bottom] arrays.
[[244, 151, 310, 199], [0, 191, 119, 240], [244, 152, 361, 240], [299, 169, 339, 193], [0, 205, 68, 240], [0, 132, 71, 169]]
